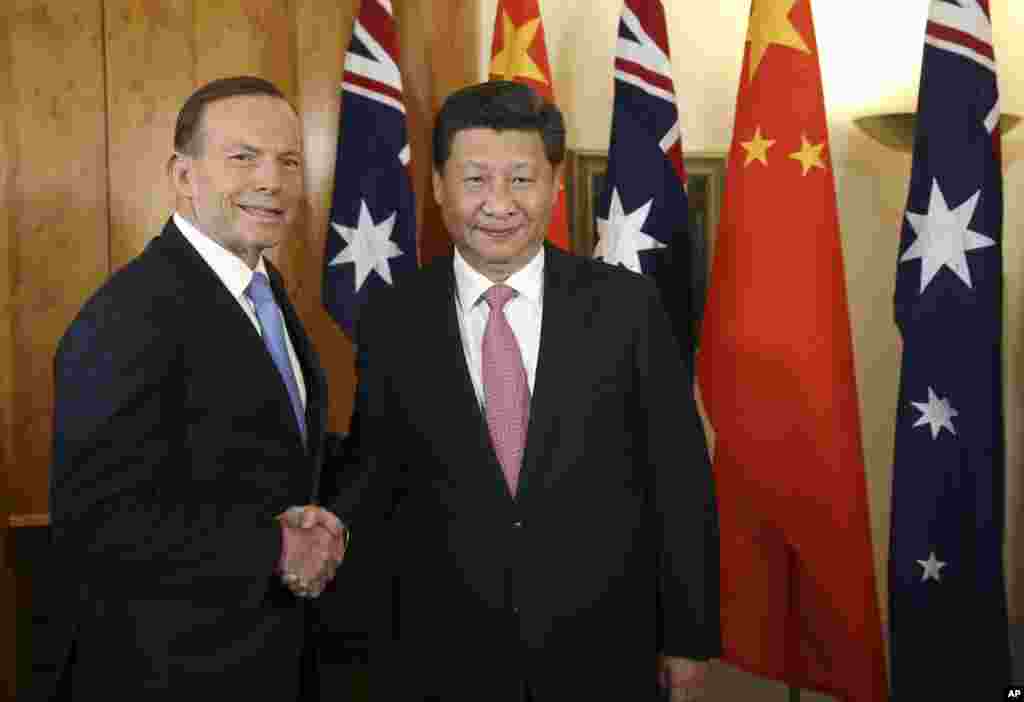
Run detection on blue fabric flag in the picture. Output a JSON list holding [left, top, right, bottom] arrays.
[[889, 1, 1011, 698], [595, 0, 694, 361], [323, 0, 417, 337]]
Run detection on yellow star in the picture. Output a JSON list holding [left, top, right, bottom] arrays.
[[489, 11, 548, 85], [740, 126, 776, 167], [788, 134, 826, 175], [746, 0, 811, 82]]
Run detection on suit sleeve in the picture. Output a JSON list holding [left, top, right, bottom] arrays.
[[635, 281, 722, 660], [51, 283, 282, 576]]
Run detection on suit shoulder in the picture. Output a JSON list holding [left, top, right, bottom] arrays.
[[58, 236, 184, 350], [365, 255, 450, 311], [550, 247, 657, 299]]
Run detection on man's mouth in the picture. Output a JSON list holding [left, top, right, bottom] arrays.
[[476, 225, 520, 238], [238, 203, 286, 221]]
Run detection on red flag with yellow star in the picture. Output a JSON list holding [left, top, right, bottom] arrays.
[[697, 1, 888, 699], [488, 0, 569, 250]]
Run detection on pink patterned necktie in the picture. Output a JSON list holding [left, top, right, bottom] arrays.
[[482, 284, 530, 496]]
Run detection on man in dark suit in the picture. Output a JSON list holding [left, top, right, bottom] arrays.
[[48, 76, 344, 700], [336, 81, 720, 702]]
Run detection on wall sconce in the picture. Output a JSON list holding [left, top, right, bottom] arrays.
[[854, 112, 1022, 153]]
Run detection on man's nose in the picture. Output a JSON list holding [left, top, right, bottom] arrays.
[[482, 180, 515, 216], [253, 158, 285, 192]]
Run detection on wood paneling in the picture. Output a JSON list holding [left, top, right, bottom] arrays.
[[8, 0, 109, 509], [194, 1, 295, 96], [105, 0, 194, 269], [1, 6, 18, 698], [3, 2, 109, 697], [293, 0, 358, 431]]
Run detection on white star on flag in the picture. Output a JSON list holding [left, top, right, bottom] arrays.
[[911, 387, 959, 439], [328, 200, 404, 292], [916, 551, 947, 582], [902, 178, 996, 293], [595, 188, 665, 273]]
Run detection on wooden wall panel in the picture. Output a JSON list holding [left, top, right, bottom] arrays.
[[105, 0, 194, 270], [293, 0, 358, 431], [7, 0, 109, 509], [194, 1, 296, 96], [3, 2, 109, 696], [1, 7, 18, 699], [402, 0, 481, 265]]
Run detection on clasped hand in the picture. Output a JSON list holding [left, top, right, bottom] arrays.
[[277, 505, 346, 598]]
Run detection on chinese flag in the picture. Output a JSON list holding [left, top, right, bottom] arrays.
[[488, 0, 570, 250], [697, 1, 888, 700]]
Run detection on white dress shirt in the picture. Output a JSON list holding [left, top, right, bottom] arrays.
[[174, 212, 307, 408], [453, 246, 544, 408]]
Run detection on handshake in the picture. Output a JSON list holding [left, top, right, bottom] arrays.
[[277, 505, 347, 598]]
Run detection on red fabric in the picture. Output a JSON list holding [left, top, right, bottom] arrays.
[[487, 0, 570, 251], [696, 1, 888, 700]]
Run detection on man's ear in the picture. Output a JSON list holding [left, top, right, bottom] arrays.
[[169, 153, 194, 200], [432, 167, 444, 206], [551, 161, 566, 206]]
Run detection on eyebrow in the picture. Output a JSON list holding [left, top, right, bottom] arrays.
[[460, 160, 534, 170], [225, 143, 302, 158]]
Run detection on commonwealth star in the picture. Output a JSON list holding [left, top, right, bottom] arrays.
[[328, 200, 404, 292]]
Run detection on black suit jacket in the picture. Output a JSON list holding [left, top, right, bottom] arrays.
[[336, 245, 721, 702], [46, 219, 329, 699]]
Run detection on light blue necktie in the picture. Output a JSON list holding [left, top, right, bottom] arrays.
[[246, 272, 307, 442]]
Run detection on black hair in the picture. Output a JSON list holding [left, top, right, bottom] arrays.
[[432, 80, 566, 170]]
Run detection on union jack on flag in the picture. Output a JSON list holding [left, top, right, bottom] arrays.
[[596, 0, 694, 358], [889, 1, 1011, 698], [323, 0, 417, 337]]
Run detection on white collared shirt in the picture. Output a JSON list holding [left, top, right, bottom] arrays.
[[453, 246, 544, 407], [174, 212, 307, 408]]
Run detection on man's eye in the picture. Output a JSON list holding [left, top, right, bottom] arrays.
[[464, 176, 484, 185], [512, 177, 533, 185], [230, 153, 254, 162], [283, 159, 302, 169]]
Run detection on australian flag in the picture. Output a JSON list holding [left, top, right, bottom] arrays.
[[323, 0, 417, 337], [889, 1, 1011, 698], [596, 0, 694, 364]]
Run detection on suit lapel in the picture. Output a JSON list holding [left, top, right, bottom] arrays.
[[158, 221, 308, 453], [430, 261, 512, 498], [517, 246, 581, 500]]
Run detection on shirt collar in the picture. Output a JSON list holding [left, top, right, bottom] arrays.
[[174, 211, 268, 300], [452, 245, 545, 312]]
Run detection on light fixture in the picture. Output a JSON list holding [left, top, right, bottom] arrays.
[[854, 112, 1021, 153]]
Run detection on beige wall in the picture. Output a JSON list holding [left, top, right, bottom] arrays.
[[476, 0, 1023, 630]]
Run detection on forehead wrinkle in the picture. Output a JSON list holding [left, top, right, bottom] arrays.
[[218, 139, 302, 158], [458, 159, 535, 171]]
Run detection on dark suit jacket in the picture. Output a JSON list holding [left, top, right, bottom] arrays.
[[46, 219, 329, 700], [336, 244, 721, 702]]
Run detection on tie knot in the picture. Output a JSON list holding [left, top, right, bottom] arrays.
[[484, 284, 517, 311], [246, 272, 274, 306]]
